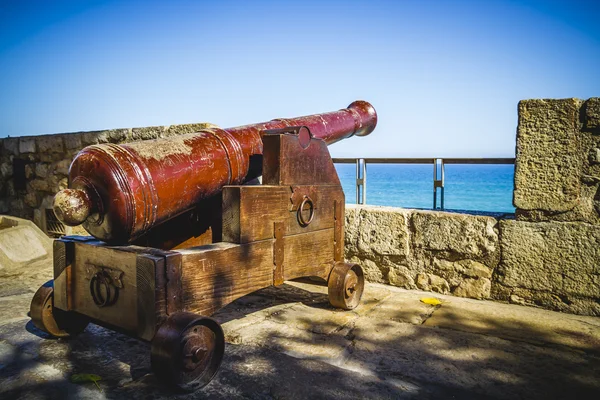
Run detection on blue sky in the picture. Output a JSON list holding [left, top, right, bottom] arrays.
[[0, 0, 598, 157]]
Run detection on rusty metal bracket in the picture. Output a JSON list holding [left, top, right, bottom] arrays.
[[290, 186, 320, 211], [85, 264, 124, 308], [84, 264, 124, 287], [334, 200, 343, 262], [273, 222, 284, 286]]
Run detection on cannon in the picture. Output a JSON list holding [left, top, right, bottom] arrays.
[[29, 101, 376, 391]]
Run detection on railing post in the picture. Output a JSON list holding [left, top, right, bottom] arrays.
[[355, 158, 360, 204], [433, 158, 445, 210], [440, 159, 445, 210], [355, 158, 367, 204], [362, 159, 367, 205]]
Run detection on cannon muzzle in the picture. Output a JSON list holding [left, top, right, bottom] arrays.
[[54, 101, 377, 243]]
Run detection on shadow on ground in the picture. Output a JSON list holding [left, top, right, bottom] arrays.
[[1, 277, 599, 399]]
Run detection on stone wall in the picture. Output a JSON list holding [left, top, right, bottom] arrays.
[[346, 205, 599, 316], [493, 98, 600, 315], [0, 123, 214, 228], [345, 98, 600, 316], [345, 206, 501, 300]]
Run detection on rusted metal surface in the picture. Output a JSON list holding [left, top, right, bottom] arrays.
[[30, 280, 89, 338], [327, 262, 365, 310], [273, 221, 284, 286], [333, 200, 344, 262], [53, 101, 377, 243], [151, 311, 225, 391]]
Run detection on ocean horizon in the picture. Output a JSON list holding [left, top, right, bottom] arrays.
[[334, 163, 515, 213]]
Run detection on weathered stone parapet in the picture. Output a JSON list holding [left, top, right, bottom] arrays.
[[345, 204, 600, 316], [0, 122, 216, 222], [514, 97, 600, 225], [345, 205, 500, 300], [492, 219, 600, 315]]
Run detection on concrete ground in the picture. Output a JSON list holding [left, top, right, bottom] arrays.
[[1, 262, 600, 400]]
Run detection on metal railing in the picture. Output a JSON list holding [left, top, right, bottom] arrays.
[[332, 158, 515, 209]]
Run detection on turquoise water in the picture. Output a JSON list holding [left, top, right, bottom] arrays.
[[334, 164, 515, 213]]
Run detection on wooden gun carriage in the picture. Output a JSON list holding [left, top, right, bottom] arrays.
[[30, 103, 376, 391]]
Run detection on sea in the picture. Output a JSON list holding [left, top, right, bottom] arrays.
[[334, 164, 515, 214]]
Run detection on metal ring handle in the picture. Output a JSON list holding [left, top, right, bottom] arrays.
[[297, 196, 315, 227], [90, 271, 119, 307]]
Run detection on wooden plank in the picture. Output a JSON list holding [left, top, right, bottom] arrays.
[[282, 228, 335, 281], [222, 185, 289, 243], [287, 186, 342, 236], [52, 239, 73, 311], [222, 185, 343, 244], [136, 254, 161, 341], [73, 243, 139, 333], [222, 185, 241, 243], [179, 240, 274, 316], [263, 134, 341, 186]]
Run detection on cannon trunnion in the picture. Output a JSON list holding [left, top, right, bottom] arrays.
[[30, 127, 366, 391]]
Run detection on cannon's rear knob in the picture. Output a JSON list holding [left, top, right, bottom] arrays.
[[53, 188, 92, 226]]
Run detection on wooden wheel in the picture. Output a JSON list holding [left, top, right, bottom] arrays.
[[30, 280, 89, 338], [151, 312, 225, 391], [328, 262, 364, 310]]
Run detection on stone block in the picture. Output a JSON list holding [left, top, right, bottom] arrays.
[[344, 205, 360, 255], [51, 159, 71, 176], [428, 258, 493, 292], [589, 148, 600, 165], [387, 265, 415, 288], [412, 210, 498, 263], [348, 255, 384, 283], [23, 191, 38, 208], [47, 175, 67, 192], [514, 99, 583, 212], [495, 220, 600, 313], [18, 138, 35, 153], [356, 206, 410, 257], [131, 126, 165, 141], [97, 129, 130, 143], [35, 163, 49, 178], [164, 123, 219, 137], [0, 162, 12, 178], [39, 153, 61, 163], [3, 138, 19, 155], [415, 273, 450, 294], [583, 97, 600, 133], [453, 277, 491, 299], [461, 260, 492, 279], [24, 164, 34, 179], [28, 179, 49, 192], [81, 131, 102, 145], [36, 135, 64, 153], [63, 133, 82, 150]]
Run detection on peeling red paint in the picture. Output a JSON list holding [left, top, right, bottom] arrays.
[[53, 101, 377, 243]]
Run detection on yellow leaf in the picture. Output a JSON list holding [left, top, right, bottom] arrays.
[[420, 297, 442, 306], [71, 373, 102, 390]]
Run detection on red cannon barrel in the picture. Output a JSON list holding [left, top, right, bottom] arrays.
[[53, 100, 377, 243]]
